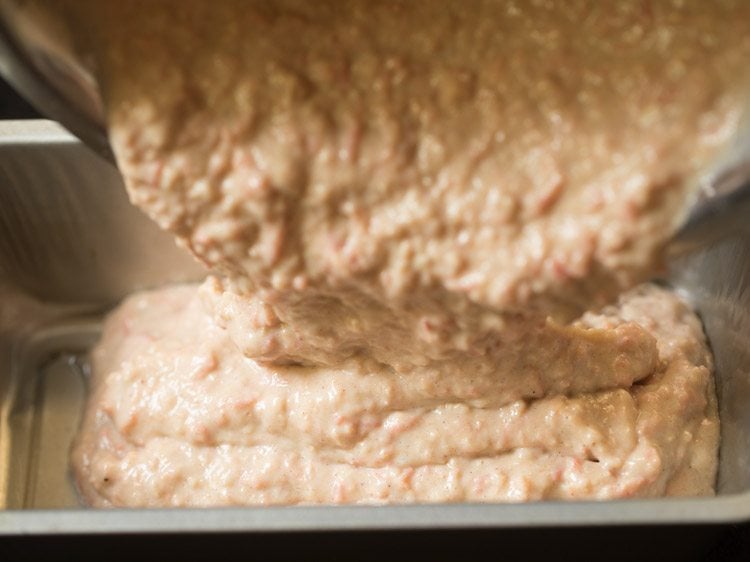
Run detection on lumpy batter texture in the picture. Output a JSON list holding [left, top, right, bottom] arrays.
[[48, 0, 750, 372], [39, 0, 749, 505], [73, 283, 717, 506]]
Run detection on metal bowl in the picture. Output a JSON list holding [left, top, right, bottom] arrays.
[[0, 0, 111, 160]]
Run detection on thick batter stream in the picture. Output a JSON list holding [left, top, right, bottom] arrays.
[[31, 0, 750, 505]]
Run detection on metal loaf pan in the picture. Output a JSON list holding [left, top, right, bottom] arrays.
[[1, 120, 750, 535]]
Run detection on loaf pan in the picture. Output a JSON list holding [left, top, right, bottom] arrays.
[[1, 120, 750, 535]]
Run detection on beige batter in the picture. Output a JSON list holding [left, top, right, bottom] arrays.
[[31, 0, 750, 505], [73, 282, 717, 506]]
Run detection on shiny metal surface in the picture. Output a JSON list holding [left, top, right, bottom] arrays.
[[669, 133, 750, 260], [0, 1, 111, 161], [0, 122, 201, 303], [0, 121, 750, 533]]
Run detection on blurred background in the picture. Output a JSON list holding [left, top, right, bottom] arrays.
[[0, 75, 39, 118]]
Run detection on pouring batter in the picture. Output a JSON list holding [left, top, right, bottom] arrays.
[[32, 0, 750, 505]]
